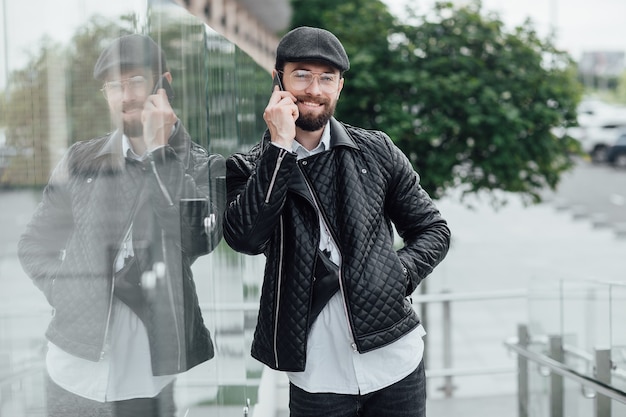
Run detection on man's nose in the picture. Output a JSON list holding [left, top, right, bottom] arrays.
[[121, 83, 136, 100], [304, 76, 323, 95]]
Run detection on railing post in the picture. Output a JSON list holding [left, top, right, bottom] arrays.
[[594, 348, 611, 417], [419, 279, 428, 369], [517, 324, 530, 417], [549, 335, 564, 417], [243, 397, 251, 416], [439, 289, 455, 397]]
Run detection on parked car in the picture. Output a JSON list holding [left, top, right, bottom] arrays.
[[606, 133, 626, 168], [567, 98, 626, 163]]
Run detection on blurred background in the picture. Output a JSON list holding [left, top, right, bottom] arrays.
[[1, 1, 626, 416]]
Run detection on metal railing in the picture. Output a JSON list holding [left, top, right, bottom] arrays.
[[413, 288, 528, 397], [505, 324, 626, 417], [7, 285, 626, 417], [1, 288, 530, 416], [206, 288, 529, 399]]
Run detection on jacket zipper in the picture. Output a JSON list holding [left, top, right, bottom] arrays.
[[265, 148, 288, 203], [299, 166, 358, 352], [101, 162, 143, 359], [161, 229, 183, 370], [101, 222, 133, 359], [101, 277, 116, 360], [149, 153, 182, 367], [150, 158, 174, 206], [141, 157, 181, 368], [273, 216, 285, 368]]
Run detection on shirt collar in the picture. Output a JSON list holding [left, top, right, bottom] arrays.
[[292, 121, 331, 159], [122, 134, 143, 161], [121, 123, 178, 161]]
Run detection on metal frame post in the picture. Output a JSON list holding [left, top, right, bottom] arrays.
[[517, 324, 530, 417], [419, 280, 428, 369], [440, 290, 455, 397], [594, 348, 611, 417], [549, 335, 564, 417]]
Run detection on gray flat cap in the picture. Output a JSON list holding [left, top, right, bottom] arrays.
[[276, 26, 350, 72], [93, 34, 168, 81]]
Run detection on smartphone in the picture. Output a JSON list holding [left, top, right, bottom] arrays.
[[153, 75, 175, 102], [272, 73, 284, 92]]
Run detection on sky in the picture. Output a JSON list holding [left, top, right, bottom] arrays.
[[1, 0, 626, 88], [383, 0, 626, 61]]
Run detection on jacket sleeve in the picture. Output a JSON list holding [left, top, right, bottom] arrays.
[[17, 150, 75, 305], [223, 142, 298, 255], [381, 133, 451, 294], [145, 128, 225, 258]]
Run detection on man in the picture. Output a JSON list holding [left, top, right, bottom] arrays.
[[223, 26, 451, 417], [18, 34, 225, 416]]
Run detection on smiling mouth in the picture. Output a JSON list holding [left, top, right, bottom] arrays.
[[299, 100, 324, 109], [123, 108, 142, 114]]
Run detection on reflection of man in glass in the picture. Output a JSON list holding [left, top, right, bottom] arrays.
[[18, 34, 224, 417]]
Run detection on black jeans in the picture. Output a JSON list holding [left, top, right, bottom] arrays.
[[289, 360, 426, 417], [45, 374, 176, 417]]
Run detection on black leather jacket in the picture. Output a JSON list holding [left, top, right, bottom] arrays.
[[224, 118, 451, 371], [18, 122, 225, 376]]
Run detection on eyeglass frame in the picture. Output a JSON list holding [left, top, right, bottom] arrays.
[[100, 74, 159, 100], [277, 69, 342, 93]]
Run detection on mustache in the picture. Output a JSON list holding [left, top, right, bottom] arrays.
[[122, 103, 144, 112], [294, 95, 330, 106]]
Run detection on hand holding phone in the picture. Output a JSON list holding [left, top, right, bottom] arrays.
[[272, 73, 284, 92], [153, 75, 175, 102], [265, 72, 298, 148], [143, 75, 177, 150]]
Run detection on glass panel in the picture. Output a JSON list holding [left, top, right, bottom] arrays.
[[526, 278, 626, 416], [610, 283, 626, 395], [1, 0, 269, 414], [561, 280, 611, 375], [561, 280, 610, 417], [525, 276, 553, 417], [527, 277, 563, 341]]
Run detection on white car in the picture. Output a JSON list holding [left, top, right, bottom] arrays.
[[568, 99, 626, 163]]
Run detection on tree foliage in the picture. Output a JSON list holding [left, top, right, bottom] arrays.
[[289, 0, 584, 204], [3, 38, 62, 184], [2, 16, 133, 185]]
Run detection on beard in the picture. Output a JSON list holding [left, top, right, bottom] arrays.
[[110, 102, 144, 138], [295, 95, 337, 132], [123, 119, 143, 138]]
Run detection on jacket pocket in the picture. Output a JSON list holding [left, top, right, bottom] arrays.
[[399, 259, 414, 295]]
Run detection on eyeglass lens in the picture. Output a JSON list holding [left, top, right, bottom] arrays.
[[102, 76, 150, 98], [289, 70, 339, 92]]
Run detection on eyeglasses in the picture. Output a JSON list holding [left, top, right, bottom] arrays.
[[101, 75, 151, 99], [285, 70, 340, 93]]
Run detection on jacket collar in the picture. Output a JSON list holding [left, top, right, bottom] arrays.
[[93, 120, 191, 167], [95, 129, 124, 160], [329, 117, 360, 150]]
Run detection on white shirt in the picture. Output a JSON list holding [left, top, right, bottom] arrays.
[[281, 124, 425, 395], [46, 133, 175, 402]]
